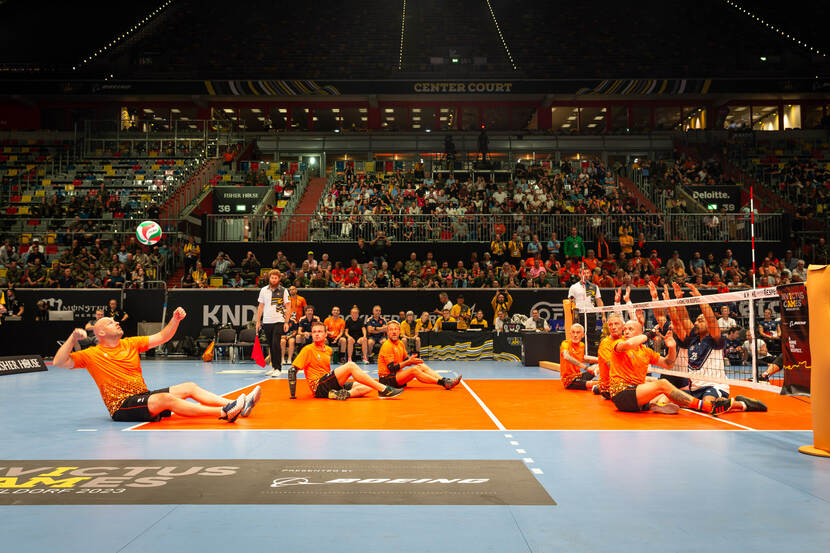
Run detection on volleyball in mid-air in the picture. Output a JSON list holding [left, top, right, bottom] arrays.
[[136, 220, 163, 246]]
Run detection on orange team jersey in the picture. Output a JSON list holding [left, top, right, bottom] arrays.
[[609, 343, 660, 397], [323, 316, 345, 339], [377, 339, 407, 378], [289, 295, 306, 320], [69, 336, 151, 415], [559, 340, 586, 388], [292, 342, 333, 393], [597, 335, 619, 395]]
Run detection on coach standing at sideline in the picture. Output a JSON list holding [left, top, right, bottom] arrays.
[[255, 270, 293, 376]]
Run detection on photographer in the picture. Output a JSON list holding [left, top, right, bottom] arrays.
[[241, 251, 261, 282], [211, 251, 235, 283]]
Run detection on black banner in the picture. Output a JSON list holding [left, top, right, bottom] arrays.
[[167, 288, 592, 338], [165, 288, 742, 339], [213, 187, 269, 215], [0, 77, 826, 96], [0, 459, 554, 506], [13, 289, 121, 323], [777, 283, 811, 393], [420, 330, 521, 362], [0, 355, 47, 376]]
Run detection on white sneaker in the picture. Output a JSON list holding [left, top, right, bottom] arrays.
[[649, 402, 680, 415], [264, 367, 281, 377]]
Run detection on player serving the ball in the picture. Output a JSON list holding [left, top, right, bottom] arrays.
[[52, 307, 260, 423]]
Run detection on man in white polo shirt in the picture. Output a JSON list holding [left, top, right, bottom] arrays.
[[255, 270, 293, 377], [568, 267, 604, 355]]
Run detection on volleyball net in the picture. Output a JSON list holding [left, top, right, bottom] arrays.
[[573, 286, 784, 391]]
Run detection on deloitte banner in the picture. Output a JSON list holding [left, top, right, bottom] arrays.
[[777, 283, 811, 393], [0, 459, 554, 506], [686, 186, 741, 212]]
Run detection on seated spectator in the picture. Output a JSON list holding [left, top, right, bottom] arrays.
[[58, 268, 76, 288], [192, 261, 208, 288], [433, 308, 456, 331], [524, 309, 550, 331], [211, 251, 235, 281]]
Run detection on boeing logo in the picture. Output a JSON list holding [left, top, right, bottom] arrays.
[[271, 476, 490, 487]]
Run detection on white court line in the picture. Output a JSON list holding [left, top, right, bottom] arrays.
[[460, 380, 506, 431], [509, 440, 519, 445], [123, 378, 270, 431], [76, 429, 98, 432], [523, 458, 534, 463], [516, 448, 526, 454], [680, 408, 756, 431], [531, 468, 544, 475]]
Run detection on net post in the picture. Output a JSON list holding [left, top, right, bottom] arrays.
[[749, 291, 757, 384], [750, 186, 756, 289], [800, 266, 830, 457]]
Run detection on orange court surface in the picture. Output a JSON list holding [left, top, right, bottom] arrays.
[[130, 378, 811, 432]]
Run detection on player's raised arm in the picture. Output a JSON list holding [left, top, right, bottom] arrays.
[[53, 328, 87, 369], [654, 329, 678, 369], [687, 283, 720, 340], [148, 307, 186, 348]]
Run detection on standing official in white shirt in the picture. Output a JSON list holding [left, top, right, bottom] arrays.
[[256, 270, 293, 376]]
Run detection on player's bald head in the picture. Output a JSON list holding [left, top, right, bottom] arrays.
[[93, 317, 112, 336], [624, 320, 643, 335]]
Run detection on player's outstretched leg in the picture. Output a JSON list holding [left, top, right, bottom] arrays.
[[333, 362, 403, 398]]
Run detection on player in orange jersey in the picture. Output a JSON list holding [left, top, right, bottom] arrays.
[[559, 323, 598, 390], [52, 308, 259, 423], [610, 320, 766, 415], [292, 321, 404, 400], [596, 313, 625, 399], [377, 321, 462, 390], [323, 305, 347, 361]]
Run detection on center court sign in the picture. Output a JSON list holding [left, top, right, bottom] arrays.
[[413, 82, 513, 93], [0, 460, 555, 505]]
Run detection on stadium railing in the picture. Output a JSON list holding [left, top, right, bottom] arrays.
[[204, 212, 784, 243]]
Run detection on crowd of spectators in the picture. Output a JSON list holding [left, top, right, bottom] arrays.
[[312, 160, 660, 243], [177, 232, 811, 292], [0, 234, 173, 291]]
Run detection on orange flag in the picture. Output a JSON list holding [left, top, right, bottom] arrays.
[[252, 335, 266, 367]]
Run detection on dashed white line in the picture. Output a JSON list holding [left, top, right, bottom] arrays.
[[509, 440, 519, 445], [531, 468, 544, 475], [516, 448, 526, 454], [523, 458, 534, 464]]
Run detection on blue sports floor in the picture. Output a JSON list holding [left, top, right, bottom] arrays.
[[1, 359, 829, 553]]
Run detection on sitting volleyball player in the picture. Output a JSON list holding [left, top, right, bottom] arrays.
[[559, 323, 598, 390], [610, 319, 728, 414], [292, 321, 404, 400], [52, 308, 260, 423], [377, 321, 462, 390], [665, 282, 766, 413]]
